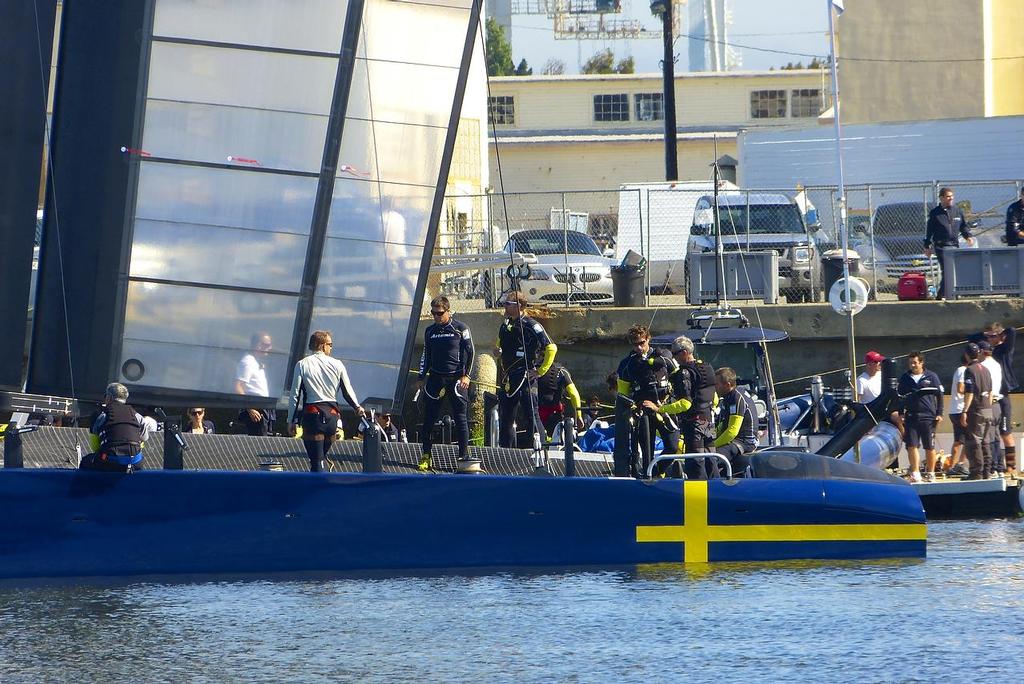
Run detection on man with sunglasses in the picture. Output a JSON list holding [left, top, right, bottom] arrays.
[[418, 296, 475, 472]]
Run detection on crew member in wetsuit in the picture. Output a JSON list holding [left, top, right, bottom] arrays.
[[712, 367, 759, 477], [617, 324, 679, 476], [418, 296, 475, 472], [80, 382, 152, 472], [497, 291, 556, 449], [287, 330, 364, 472], [644, 335, 717, 478], [537, 362, 584, 439], [961, 343, 995, 480]]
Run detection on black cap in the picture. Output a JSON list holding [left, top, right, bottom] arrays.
[[965, 342, 981, 358], [976, 340, 992, 352]]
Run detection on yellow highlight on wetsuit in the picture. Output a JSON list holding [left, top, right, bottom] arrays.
[[636, 481, 927, 563]]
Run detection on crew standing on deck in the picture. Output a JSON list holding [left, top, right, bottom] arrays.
[[896, 351, 944, 482], [1005, 186, 1024, 246], [618, 325, 679, 474], [497, 291, 557, 449], [961, 343, 995, 480], [287, 330, 364, 472], [643, 335, 716, 478], [418, 296, 475, 472]]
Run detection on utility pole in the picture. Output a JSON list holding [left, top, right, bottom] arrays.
[[651, 0, 678, 180]]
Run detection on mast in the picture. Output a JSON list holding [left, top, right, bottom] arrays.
[[828, 0, 859, 462]]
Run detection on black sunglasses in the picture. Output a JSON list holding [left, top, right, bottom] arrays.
[[430, 309, 446, 316]]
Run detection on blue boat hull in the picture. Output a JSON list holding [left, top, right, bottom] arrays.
[[0, 470, 926, 579]]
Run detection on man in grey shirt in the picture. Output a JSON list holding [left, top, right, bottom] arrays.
[[287, 330, 364, 472]]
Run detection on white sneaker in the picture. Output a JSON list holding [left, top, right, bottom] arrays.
[[908, 471, 923, 483]]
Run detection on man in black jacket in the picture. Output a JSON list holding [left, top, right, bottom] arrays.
[[896, 351, 944, 482], [1005, 186, 1024, 247], [924, 187, 975, 299], [975, 322, 1018, 474], [418, 296, 474, 471]]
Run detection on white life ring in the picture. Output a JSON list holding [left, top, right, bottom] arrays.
[[829, 276, 869, 316]]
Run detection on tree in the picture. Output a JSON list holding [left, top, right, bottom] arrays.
[[485, 17, 514, 76], [541, 58, 566, 75], [615, 56, 635, 74], [515, 58, 533, 76], [581, 48, 616, 74]]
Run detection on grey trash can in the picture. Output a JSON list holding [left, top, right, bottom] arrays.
[[610, 265, 645, 307], [822, 249, 861, 294]]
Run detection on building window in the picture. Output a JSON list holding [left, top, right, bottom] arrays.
[[634, 93, 664, 121], [750, 90, 787, 119], [593, 94, 629, 122], [791, 88, 827, 117], [488, 96, 515, 125]]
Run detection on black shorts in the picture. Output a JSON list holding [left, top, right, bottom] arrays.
[[904, 417, 936, 450], [998, 395, 1012, 435], [950, 414, 969, 444]]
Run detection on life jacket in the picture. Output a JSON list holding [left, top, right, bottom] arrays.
[[97, 402, 143, 465], [678, 359, 716, 420], [537, 364, 566, 406], [624, 349, 675, 401]]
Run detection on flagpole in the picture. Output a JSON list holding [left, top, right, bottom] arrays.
[[828, 0, 859, 461]]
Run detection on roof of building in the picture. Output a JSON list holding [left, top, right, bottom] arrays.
[[491, 125, 743, 146], [490, 69, 825, 84]]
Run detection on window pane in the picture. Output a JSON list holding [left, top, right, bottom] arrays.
[[750, 90, 787, 119], [327, 177, 433, 246], [142, 100, 328, 172], [309, 296, 412, 366], [153, 0, 348, 53], [634, 93, 663, 121], [593, 94, 629, 122], [361, 0, 469, 67], [121, 282, 297, 395], [488, 96, 515, 125], [318, 237, 420, 306], [148, 42, 338, 115], [791, 88, 826, 117], [338, 118, 446, 186], [135, 162, 317, 234], [348, 58, 458, 128], [130, 219, 308, 292]]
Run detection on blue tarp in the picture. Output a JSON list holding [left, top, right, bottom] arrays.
[[577, 424, 663, 454]]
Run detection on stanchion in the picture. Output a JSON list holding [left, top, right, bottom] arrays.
[[362, 414, 382, 473], [162, 413, 185, 470], [563, 416, 576, 477], [3, 423, 24, 468]]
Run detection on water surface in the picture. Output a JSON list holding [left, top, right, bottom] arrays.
[[1, 520, 1021, 682]]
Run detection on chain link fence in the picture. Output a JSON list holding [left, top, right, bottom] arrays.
[[432, 180, 1023, 311]]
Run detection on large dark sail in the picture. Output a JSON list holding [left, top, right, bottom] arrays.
[[28, 0, 479, 410], [0, 0, 57, 390]]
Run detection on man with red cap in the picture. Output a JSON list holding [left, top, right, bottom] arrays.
[[856, 350, 885, 403]]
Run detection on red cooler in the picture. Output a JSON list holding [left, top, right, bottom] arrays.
[[897, 272, 929, 300]]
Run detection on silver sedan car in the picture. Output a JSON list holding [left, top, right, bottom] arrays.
[[483, 229, 615, 307]]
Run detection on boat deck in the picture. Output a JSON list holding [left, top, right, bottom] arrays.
[[9, 427, 617, 477]]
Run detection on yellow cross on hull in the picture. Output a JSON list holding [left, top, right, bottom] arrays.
[[636, 480, 928, 563]]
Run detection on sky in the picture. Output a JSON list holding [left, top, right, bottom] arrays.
[[506, 0, 832, 74]]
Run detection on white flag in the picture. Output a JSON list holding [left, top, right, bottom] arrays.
[[832, 0, 844, 14]]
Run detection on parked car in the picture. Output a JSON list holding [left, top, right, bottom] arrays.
[[688, 192, 825, 303], [482, 229, 615, 307], [849, 201, 938, 294]]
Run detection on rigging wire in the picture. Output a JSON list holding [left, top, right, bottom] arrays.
[[478, 6, 548, 465], [31, 2, 77, 413]]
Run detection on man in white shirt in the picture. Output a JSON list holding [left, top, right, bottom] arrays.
[[856, 350, 885, 403], [235, 332, 274, 435]]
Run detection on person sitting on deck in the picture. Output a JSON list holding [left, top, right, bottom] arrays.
[[80, 382, 153, 472], [712, 367, 759, 477]]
